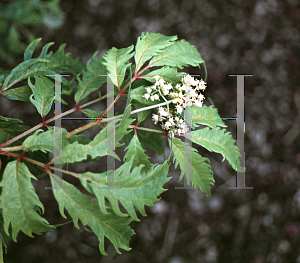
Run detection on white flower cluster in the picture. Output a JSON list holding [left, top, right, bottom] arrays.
[[142, 74, 207, 137]]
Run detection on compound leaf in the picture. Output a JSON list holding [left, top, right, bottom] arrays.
[[79, 157, 170, 221], [123, 134, 151, 173], [191, 105, 227, 130], [149, 39, 204, 69], [169, 137, 214, 196], [28, 75, 55, 117], [50, 173, 134, 255], [0, 161, 53, 241], [1, 85, 32, 102], [186, 127, 243, 172], [102, 45, 134, 88], [134, 32, 177, 72], [75, 51, 107, 102]]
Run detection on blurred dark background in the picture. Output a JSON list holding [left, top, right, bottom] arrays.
[[0, 0, 299, 262]]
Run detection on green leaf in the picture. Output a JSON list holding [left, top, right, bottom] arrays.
[[2, 42, 85, 90], [102, 45, 134, 88], [123, 134, 151, 173], [53, 115, 134, 164], [28, 75, 55, 117], [134, 32, 177, 72], [50, 173, 134, 255], [149, 39, 204, 69], [185, 127, 243, 172], [142, 66, 184, 85], [169, 137, 214, 196], [0, 161, 53, 241], [24, 38, 42, 61], [75, 52, 107, 102], [0, 213, 12, 254], [79, 157, 170, 221], [0, 115, 30, 146], [2, 58, 50, 89], [137, 129, 165, 157], [1, 85, 32, 102], [22, 127, 91, 154], [191, 105, 227, 130]]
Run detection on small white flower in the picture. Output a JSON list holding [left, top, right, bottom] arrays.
[[154, 75, 160, 81], [172, 98, 179, 104], [194, 99, 203, 107], [151, 85, 157, 90], [146, 87, 152, 93], [198, 93, 204, 101], [178, 92, 184, 98], [143, 93, 150, 100], [158, 106, 165, 116], [150, 95, 155, 101], [176, 104, 183, 114], [158, 78, 165, 86], [175, 84, 181, 90], [169, 117, 174, 124], [175, 116, 179, 121], [163, 89, 169, 95], [154, 94, 159, 100], [178, 98, 183, 104], [152, 114, 158, 123], [189, 89, 197, 97], [198, 80, 207, 90], [164, 121, 172, 129], [179, 119, 183, 123]]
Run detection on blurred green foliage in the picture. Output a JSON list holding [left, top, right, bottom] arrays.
[[0, 0, 64, 64]]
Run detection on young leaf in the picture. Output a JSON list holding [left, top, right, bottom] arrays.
[[28, 75, 55, 117], [0, 161, 53, 241], [1, 85, 32, 102], [191, 105, 227, 130], [102, 45, 134, 88], [79, 157, 170, 221], [169, 137, 214, 196], [185, 127, 243, 172], [123, 134, 151, 173], [149, 39, 204, 69], [74, 52, 107, 102], [134, 32, 177, 72], [50, 173, 134, 255]]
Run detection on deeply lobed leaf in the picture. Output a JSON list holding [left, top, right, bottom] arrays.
[[0, 161, 53, 241]]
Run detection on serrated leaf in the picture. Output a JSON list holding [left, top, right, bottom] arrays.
[[50, 173, 134, 255], [123, 134, 151, 172], [142, 66, 184, 85], [0, 115, 30, 146], [24, 38, 41, 61], [0, 161, 53, 241], [79, 157, 170, 221], [52, 116, 134, 164], [185, 127, 243, 172], [75, 52, 107, 102], [169, 137, 214, 196], [102, 45, 134, 88], [1, 85, 32, 102], [149, 39, 204, 69], [2, 58, 50, 89], [134, 32, 177, 72], [2, 42, 85, 90], [28, 75, 55, 117], [22, 127, 91, 154], [191, 105, 227, 130]]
